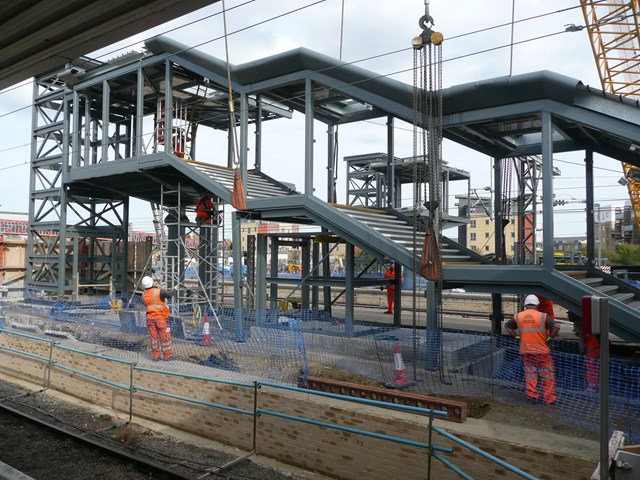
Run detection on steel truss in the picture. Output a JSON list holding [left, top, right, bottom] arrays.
[[27, 73, 129, 299]]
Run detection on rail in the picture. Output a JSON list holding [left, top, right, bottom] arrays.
[[0, 327, 541, 479]]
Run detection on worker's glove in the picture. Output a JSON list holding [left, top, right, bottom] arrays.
[[514, 335, 520, 341], [173, 284, 179, 291], [546, 337, 552, 343]]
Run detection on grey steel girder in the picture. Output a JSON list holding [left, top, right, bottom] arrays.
[[67, 153, 234, 205], [443, 265, 640, 343], [247, 195, 416, 267]]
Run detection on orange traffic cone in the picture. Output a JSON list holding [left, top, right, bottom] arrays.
[[200, 313, 212, 346], [391, 341, 408, 386]]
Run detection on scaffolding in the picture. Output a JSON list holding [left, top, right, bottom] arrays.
[[151, 184, 223, 330]]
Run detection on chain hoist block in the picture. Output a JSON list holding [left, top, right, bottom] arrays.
[[412, 13, 443, 49]]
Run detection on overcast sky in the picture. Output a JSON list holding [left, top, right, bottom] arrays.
[[0, 0, 628, 238]]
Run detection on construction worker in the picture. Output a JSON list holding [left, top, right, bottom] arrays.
[[196, 195, 215, 225], [569, 311, 602, 394], [383, 261, 397, 314], [141, 276, 177, 361], [535, 294, 555, 320], [505, 294, 560, 405]]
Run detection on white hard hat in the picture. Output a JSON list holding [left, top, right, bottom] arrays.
[[141, 276, 154, 289], [524, 294, 540, 307]]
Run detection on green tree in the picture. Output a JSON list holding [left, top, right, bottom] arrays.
[[610, 243, 640, 265]]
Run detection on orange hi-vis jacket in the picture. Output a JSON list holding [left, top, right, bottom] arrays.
[[513, 308, 550, 355], [142, 288, 170, 320], [196, 197, 214, 220]]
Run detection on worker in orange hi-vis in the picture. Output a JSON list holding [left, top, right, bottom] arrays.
[[141, 276, 177, 361], [383, 261, 397, 314], [196, 195, 215, 225], [568, 311, 602, 394], [505, 294, 560, 405], [535, 294, 555, 320]]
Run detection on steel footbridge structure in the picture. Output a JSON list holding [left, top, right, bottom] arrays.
[[26, 36, 640, 342]]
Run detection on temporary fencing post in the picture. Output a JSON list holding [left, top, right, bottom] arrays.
[[45, 340, 55, 391], [200, 313, 212, 346], [128, 363, 134, 424], [427, 409, 434, 480]]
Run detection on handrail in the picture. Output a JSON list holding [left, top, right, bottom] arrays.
[[258, 408, 452, 453], [53, 362, 129, 391], [0, 327, 52, 343], [0, 344, 50, 362], [134, 385, 253, 416], [134, 365, 254, 388], [432, 425, 539, 480], [56, 344, 135, 365]]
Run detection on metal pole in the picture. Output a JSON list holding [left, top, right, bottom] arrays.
[[541, 112, 555, 269], [387, 116, 395, 208], [304, 77, 314, 195], [344, 243, 354, 337], [595, 203, 601, 267], [599, 297, 609, 480], [128, 363, 134, 424], [585, 151, 595, 266], [232, 212, 244, 341]]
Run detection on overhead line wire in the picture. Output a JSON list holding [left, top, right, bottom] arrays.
[[0, 1, 616, 163], [0, 0, 598, 106]]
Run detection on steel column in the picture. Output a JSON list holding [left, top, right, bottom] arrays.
[[135, 65, 144, 158], [585, 150, 595, 266], [312, 240, 319, 310], [232, 212, 244, 341], [101, 80, 110, 163], [164, 60, 173, 154], [254, 95, 262, 171], [344, 243, 355, 337], [493, 158, 503, 264], [240, 93, 248, 189], [387, 116, 395, 208], [541, 112, 554, 269], [269, 236, 279, 321], [327, 125, 335, 203], [256, 233, 267, 326], [302, 239, 311, 311], [305, 77, 314, 195]]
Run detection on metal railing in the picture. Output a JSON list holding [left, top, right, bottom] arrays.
[[0, 327, 540, 480]]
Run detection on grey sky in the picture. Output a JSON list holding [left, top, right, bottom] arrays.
[[0, 0, 627, 237]]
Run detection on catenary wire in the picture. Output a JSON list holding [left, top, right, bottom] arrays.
[[0, 0, 608, 144], [0, 0, 629, 218]]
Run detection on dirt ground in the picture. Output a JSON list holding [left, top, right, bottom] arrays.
[[0, 377, 327, 480], [307, 363, 598, 441]]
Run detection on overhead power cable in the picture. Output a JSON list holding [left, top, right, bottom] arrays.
[[0, 0, 615, 159]]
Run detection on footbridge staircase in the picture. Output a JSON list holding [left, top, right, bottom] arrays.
[[51, 38, 640, 345], [127, 155, 640, 343]]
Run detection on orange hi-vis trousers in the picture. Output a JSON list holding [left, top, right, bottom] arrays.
[[147, 316, 173, 360], [585, 335, 600, 393], [522, 353, 556, 404], [386, 287, 395, 313]]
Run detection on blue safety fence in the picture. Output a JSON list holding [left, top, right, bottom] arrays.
[[1, 297, 638, 444]]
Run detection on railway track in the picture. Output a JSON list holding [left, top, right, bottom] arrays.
[[0, 387, 308, 480], [0, 399, 195, 480]]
